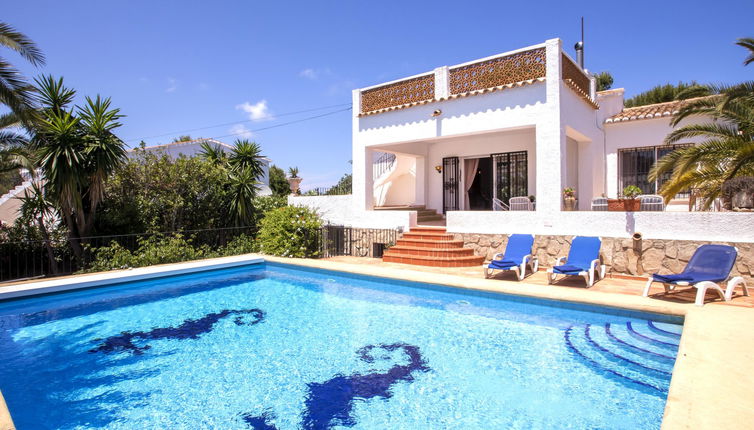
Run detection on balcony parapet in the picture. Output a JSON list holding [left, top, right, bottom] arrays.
[[357, 41, 598, 116]]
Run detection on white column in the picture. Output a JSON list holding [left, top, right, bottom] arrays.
[[351, 89, 373, 210], [534, 38, 565, 214], [414, 156, 425, 206], [434, 66, 449, 100]]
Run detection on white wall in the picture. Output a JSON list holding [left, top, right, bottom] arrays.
[[288, 195, 416, 230], [446, 210, 754, 242]]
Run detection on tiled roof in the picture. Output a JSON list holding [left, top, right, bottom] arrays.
[[605, 96, 715, 123]]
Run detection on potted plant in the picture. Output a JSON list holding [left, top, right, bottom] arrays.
[[608, 185, 642, 211], [287, 167, 302, 195], [562, 187, 576, 211]]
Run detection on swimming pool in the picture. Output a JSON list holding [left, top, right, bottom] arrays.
[[0, 262, 682, 429]]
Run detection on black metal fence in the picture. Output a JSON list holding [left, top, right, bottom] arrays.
[[302, 184, 352, 196], [0, 225, 401, 283], [0, 227, 255, 283], [318, 225, 400, 258]]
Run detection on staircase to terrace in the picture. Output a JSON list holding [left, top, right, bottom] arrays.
[[383, 226, 484, 267]]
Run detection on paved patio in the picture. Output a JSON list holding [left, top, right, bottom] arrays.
[[324, 256, 754, 308]]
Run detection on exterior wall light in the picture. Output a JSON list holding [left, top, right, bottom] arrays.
[[431, 109, 442, 117], [435, 165, 442, 174]]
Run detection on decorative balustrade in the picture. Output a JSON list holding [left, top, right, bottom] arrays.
[[358, 43, 598, 114], [448, 47, 546, 95], [360, 74, 435, 114], [561, 53, 595, 107]]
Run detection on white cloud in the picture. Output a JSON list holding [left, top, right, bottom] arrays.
[[229, 124, 254, 139], [235, 100, 273, 121], [165, 77, 178, 93], [299, 68, 318, 80]]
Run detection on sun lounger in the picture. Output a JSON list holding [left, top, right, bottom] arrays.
[[484, 234, 538, 280], [642, 244, 748, 306], [547, 236, 604, 287]]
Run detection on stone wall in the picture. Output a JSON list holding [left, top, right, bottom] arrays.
[[453, 233, 754, 283]]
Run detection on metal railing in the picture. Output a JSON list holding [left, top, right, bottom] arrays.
[[373, 152, 397, 180], [303, 184, 352, 196], [0, 227, 255, 283], [318, 225, 400, 258]]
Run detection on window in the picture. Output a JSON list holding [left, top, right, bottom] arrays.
[[619, 144, 692, 197], [492, 151, 528, 203]]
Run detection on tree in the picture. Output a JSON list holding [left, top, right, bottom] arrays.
[[327, 173, 351, 195], [0, 22, 45, 119], [594, 72, 613, 92], [737, 37, 754, 66], [649, 39, 754, 208], [18, 181, 58, 273], [172, 135, 192, 143], [268, 164, 290, 196], [31, 75, 127, 259], [624, 82, 713, 108]]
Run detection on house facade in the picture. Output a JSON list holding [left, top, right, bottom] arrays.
[[291, 38, 753, 278]]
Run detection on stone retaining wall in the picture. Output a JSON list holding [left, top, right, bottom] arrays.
[[453, 233, 754, 283]]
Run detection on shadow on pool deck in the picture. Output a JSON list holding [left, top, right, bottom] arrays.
[[323, 256, 754, 308]]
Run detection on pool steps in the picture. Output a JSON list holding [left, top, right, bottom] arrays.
[[565, 320, 680, 394]]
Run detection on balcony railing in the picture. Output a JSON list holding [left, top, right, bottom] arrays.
[[448, 47, 546, 95], [358, 41, 597, 115], [561, 53, 597, 108]]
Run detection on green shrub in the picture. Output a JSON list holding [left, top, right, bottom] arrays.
[[257, 205, 322, 258], [84, 234, 215, 272], [219, 233, 260, 256]]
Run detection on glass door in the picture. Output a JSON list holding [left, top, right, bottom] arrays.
[[492, 151, 528, 204]]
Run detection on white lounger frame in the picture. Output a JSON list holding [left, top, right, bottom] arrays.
[[546, 236, 605, 288], [484, 234, 538, 281], [642, 247, 749, 306]]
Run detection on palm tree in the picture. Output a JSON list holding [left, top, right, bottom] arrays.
[[0, 22, 45, 120], [737, 37, 754, 66], [31, 75, 127, 258], [229, 139, 265, 179], [228, 167, 259, 226], [198, 140, 227, 166], [18, 181, 58, 273], [649, 39, 754, 208]]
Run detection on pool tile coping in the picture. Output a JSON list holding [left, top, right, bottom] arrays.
[[0, 253, 752, 429]]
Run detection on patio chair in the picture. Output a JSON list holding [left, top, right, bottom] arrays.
[[547, 236, 605, 287], [509, 196, 532, 211], [591, 197, 608, 211], [642, 244, 748, 306], [484, 234, 538, 280], [639, 194, 665, 211]]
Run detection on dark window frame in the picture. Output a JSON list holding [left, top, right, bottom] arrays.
[[618, 144, 693, 197]]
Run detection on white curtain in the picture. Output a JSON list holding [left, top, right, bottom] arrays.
[[464, 158, 479, 210]]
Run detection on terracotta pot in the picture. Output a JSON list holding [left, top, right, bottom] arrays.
[[563, 197, 577, 211], [607, 198, 640, 211], [287, 177, 302, 194]]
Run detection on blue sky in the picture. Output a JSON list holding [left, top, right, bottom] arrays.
[[5, 0, 754, 189]]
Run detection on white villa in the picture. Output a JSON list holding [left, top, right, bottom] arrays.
[[292, 38, 753, 272]]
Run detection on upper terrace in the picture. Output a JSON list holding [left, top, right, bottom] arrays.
[[354, 40, 597, 118]]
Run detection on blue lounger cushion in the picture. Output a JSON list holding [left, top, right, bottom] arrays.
[[552, 264, 586, 275], [488, 259, 518, 270]]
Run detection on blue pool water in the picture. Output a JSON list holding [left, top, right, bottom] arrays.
[[0, 263, 682, 429]]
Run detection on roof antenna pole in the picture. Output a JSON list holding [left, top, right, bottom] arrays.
[[575, 17, 585, 68]]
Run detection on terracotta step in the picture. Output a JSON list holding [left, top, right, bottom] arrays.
[[402, 232, 455, 241], [383, 253, 484, 267], [408, 227, 447, 233], [395, 238, 465, 249], [417, 214, 445, 222], [385, 246, 475, 257]]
